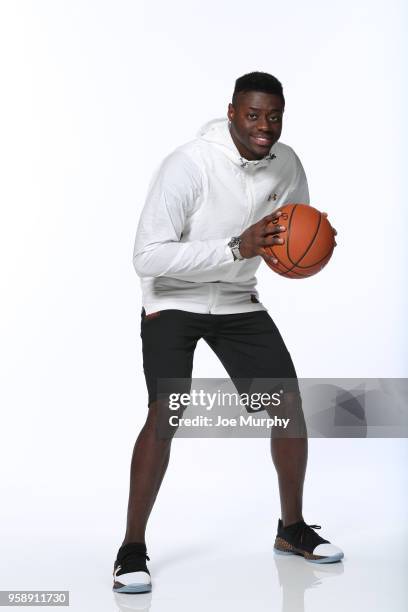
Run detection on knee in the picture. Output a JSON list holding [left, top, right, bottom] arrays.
[[265, 390, 302, 415], [281, 391, 303, 414], [267, 390, 307, 437], [143, 398, 186, 440]]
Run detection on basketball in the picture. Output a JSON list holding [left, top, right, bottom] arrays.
[[263, 203, 336, 278]]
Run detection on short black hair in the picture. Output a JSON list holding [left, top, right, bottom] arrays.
[[232, 71, 285, 106]]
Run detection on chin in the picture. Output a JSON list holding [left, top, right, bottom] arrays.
[[248, 143, 272, 158], [250, 148, 269, 160]]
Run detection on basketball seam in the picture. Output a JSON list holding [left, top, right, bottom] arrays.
[[273, 204, 319, 276], [277, 249, 334, 277], [296, 245, 335, 269], [266, 246, 297, 274], [269, 205, 300, 276], [265, 205, 310, 276], [266, 205, 334, 277], [287, 209, 321, 268], [285, 204, 297, 266]]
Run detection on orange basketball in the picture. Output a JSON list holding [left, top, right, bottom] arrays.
[[263, 203, 336, 278]]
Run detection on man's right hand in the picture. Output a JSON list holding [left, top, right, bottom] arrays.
[[239, 211, 286, 265]]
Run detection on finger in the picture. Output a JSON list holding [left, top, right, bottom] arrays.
[[322, 211, 328, 217], [262, 253, 279, 265], [262, 224, 286, 236], [262, 235, 285, 247], [272, 236, 285, 245], [263, 211, 282, 223], [333, 228, 338, 236]]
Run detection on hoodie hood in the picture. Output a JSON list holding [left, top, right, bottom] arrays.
[[197, 117, 278, 169]]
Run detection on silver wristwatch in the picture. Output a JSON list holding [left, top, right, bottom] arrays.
[[228, 236, 244, 261]]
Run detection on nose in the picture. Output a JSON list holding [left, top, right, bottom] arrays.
[[256, 115, 271, 132]]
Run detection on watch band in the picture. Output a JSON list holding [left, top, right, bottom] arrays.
[[228, 236, 244, 261]]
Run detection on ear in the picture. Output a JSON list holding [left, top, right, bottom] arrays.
[[227, 103, 235, 122]]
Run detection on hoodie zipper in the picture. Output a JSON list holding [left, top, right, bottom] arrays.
[[208, 283, 218, 313], [242, 167, 255, 229], [207, 282, 220, 314]]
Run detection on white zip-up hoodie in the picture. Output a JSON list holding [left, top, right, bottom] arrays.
[[133, 118, 309, 315]]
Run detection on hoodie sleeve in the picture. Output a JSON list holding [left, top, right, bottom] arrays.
[[133, 151, 234, 278], [286, 151, 310, 204]]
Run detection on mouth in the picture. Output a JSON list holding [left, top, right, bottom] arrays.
[[250, 135, 274, 148]]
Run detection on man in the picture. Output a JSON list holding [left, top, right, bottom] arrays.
[[112, 72, 343, 594]]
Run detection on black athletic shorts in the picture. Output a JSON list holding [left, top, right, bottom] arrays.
[[140, 308, 299, 413]]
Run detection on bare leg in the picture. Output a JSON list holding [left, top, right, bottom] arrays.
[[268, 392, 308, 526], [271, 437, 308, 526], [121, 400, 176, 546]]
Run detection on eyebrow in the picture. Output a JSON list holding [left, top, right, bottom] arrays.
[[248, 107, 283, 112]]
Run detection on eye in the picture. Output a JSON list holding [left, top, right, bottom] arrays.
[[269, 116, 281, 123], [248, 113, 258, 120]]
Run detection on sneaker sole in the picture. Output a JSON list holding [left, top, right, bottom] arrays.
[[274, 538, 344, 564], [113, 583, 152, 594]]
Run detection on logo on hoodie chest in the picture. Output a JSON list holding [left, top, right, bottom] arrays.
[[267, 193, 279, 202]]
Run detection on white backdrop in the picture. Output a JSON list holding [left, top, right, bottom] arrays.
[[0, 2, 407, 611]]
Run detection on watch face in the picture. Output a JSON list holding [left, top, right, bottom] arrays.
[[229, 237, 240, 248]]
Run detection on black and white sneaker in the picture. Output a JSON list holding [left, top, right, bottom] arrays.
[[274, 519, 344, 564], [112, 542, 152, 593]]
